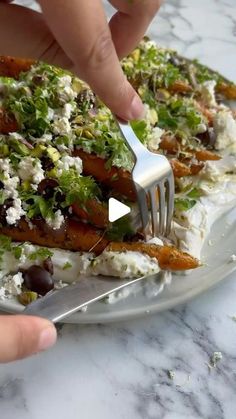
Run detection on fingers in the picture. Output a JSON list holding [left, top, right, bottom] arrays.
[[0, 315, 57, 363], [39, 0, 143, 120], [109, 0, 163, 58]]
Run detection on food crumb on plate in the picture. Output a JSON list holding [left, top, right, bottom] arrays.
[[207, 351, 223, 369]]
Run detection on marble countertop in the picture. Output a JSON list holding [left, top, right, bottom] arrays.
[[1, 0, 236, 418]]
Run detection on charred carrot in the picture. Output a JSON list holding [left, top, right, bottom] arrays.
[[107, 242, 199, 271], [0, 56, 35, 78]]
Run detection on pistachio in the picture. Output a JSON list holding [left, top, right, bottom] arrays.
[[0, 144, 9, 157], [84, 129, 94, 139], [18, 291, 38, 306], [155, 88, 171, 102], [131, 48, 140, 63], [47, 146, 60, 162]]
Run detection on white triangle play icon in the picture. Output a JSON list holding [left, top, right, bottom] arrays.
[[108, 198, 131, 223]]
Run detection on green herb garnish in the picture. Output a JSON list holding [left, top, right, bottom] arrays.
[[63, 261, 72, 270], [29, 248, 54, 261]]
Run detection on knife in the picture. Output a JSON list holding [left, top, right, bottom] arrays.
[[23, 273, 158, 323]]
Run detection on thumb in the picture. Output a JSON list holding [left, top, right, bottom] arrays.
[[0, 315, 57, 363]]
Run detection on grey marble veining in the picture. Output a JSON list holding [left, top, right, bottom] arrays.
[[1, 1, 236, 418]]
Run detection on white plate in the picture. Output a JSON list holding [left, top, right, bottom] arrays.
[[1, 206, 236, 323]]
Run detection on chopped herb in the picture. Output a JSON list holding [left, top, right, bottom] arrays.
[[106, 217, 134, 241], [29, 248, 54, 261], [63, 261, 72, 270], [174, 198, 197, 212], [130, 120, 148, 143], [12, 245, 23, 260], [187, 188, 203, 199], [0, 190, 6, 206], [0, 235, 12, 251], [59, 168, 100, 206]]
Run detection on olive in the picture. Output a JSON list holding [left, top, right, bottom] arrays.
[[41, 155, 55, 171], [76, 89, 96, 110], [23, 265, 54, 296], [0, 181, 4, 189], [43, 257, 54, 276], [169, 55, 182, 67], [0, 198, 14, 225], [38, 178, 59, 199], [197, 128, 216, 149]]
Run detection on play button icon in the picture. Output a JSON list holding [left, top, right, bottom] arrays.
[[108, 198, 131, 223]]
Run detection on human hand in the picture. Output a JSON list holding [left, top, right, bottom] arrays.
[[0, 315, 57, 363], [0, 0, 163, 120]]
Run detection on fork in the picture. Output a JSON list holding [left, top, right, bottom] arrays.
[[116, 119, 175, 238]]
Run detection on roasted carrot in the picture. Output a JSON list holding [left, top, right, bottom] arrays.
[[72, 199, 109, 228], [217, 82, 236, 100], [73, 149, 136, 201], [195, 150, 221, 161], [170, 80, 193, 94], [170, 159, 191, 177], [189, 162, 204, 175], [0, 56, 35, 78], [0, 218, 109, 254], [0, 108, 19, 134], [107, 242, 199, 271], [159, 135, 179, 153]]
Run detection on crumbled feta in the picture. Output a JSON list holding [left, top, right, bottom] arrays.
[[0, 272, 24, 299], [6, 198, 25, 225], [57, 75, 77, 101], [0, 158, 13, 175], [200, 80, 217, 107], [9, 132, 25, 141], [53, 117, 71, 135], [230, 254, 236, 262], [145, 104, 158, 126], [62, 103, 73, 119], [196, 123, 207, 134], [3, 176, 19, 199], [148, 127, 165, 151], [36, 133, 53, 144], [46, 209, 64, 230], [47, 107, 54, 121], [201, 155, 236, 182], [57, 155, 83, 175], [214, 110, 236, 153], [18, 157, 44, 185], [148, 237, 164, 246]]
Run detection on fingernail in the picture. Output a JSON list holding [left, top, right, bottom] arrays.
[[38, 326, 57, 352], [129, 95, 144, 120]]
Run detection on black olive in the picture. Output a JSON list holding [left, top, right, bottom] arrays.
[[197, 128, 216, 149], [55, 190, 65, 204], [23, 265, 54, 296], [169, 55, 183, 67], [32, 75, 45, 86], [0, 198, 14, 225], [38, 178, 59, 199], [41, 155, 55, 171], [43, 257, 54, 276], [76, 89, 96, 110], [0, 181, 4, 189]]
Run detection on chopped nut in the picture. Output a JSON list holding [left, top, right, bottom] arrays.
[[18, 291, 38, 306]]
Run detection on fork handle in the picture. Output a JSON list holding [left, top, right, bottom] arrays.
[[115, 119, 149, 160]]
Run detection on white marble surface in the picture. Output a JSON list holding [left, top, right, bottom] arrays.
[[1, 0, 236, 418]]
